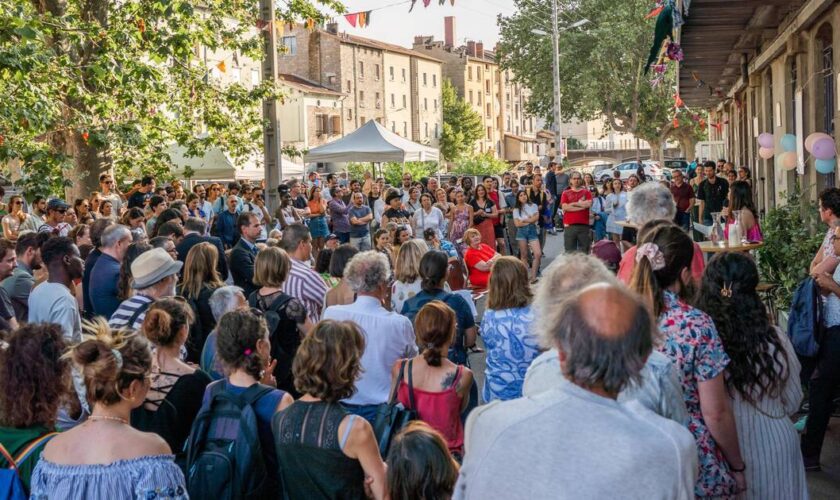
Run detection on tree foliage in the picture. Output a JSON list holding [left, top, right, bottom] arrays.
[[450, 153, 509, 177], [0, 0, 343, 198], [496, 0, 704, 157], [345, 161, 439, 187], [440, 78, 484, 162]]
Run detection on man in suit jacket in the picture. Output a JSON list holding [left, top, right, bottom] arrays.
[[229, 212, 261, 298], [176, 217, 229, 281]]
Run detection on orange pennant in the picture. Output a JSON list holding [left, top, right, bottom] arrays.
[[216, 60, 226, 73], [645, 5, 664, 19]]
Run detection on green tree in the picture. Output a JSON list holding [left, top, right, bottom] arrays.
[[0, 0, 343, 199], [497, 0, 698, 159], [566, 137, 585, 150], [450, 153, 509, 177], [345, 161, 439, 187], [440, 79, 483, 162]]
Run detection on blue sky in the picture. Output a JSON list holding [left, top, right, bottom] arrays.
[[334, 0, 524, 48]]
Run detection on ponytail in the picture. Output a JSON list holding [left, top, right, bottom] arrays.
[[628, 222, 693, 318]]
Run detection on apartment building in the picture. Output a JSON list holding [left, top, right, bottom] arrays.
[[278, 23, 443, 147], [413, 17, 538, 162], [276, 74, 345, 152]]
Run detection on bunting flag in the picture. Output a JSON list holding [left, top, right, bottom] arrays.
[[275, 20, 285, 37], [674, 93, 684, 109], [306, 18, 316, 31], [409, 0, 417, 12], [255, 19, 268, 30], [673, 117, 679, 128], [645, 5, 664, 19], [423, 0, 432, 7], [216, 60, 226, 73], [358, 11, 367, 28], [344, 13, 358, 27]]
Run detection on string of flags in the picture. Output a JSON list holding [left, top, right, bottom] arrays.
[[344, 11, 371, 28], [342, 0, 455, 29]]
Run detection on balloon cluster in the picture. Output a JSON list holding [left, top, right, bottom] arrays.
[[757, 132, 837, 174], [805, 133, 836, 174]]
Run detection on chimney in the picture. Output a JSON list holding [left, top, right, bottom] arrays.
[[444, 16, 456, 48], [476, 42, 484, 59], [326, 22, 338, 34], [466, 40, 476, 57]]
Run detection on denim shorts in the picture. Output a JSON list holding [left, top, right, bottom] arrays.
[[516, 223, 539, 241]]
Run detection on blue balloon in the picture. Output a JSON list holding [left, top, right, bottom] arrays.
[[781, 133, 797, 152], [816, 158, 836, 174]]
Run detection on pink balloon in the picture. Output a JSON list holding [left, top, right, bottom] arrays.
[[812, 137, 837, 160], [806, 132, 832, 153], [780, 151, 797, 170], [757, 133, 774, 149], [758, 147, 774, 159]]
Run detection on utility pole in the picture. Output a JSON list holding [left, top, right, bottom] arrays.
[[260, 0, 283, 213], [551, 0, 562, 163]]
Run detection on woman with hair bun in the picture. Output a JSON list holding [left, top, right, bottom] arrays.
[[30, 320, 188, 499], [386, 421, 459, 500], [0, 324, 70, 493], [132, 298, 211, 463], [390, 301, 474, 460], [211, 308, 294, 495]]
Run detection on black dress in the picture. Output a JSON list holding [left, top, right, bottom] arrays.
[[273, 401, 365, 500], [131, 369, 212, 462], [180, 284, 219, 363]]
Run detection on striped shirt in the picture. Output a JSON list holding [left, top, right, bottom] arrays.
[[283, 257, 328, 323], [108, 295, 154, 331]]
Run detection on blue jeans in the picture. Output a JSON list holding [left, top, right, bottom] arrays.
[[341, 403, 380, 425], [515, 223, 539, 241], [674, 211, 691, 232]]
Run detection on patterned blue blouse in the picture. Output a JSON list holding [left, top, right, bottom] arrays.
[[30, 454, 187, 499], [480, 305, 541, 402]]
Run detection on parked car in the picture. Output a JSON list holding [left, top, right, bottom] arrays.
[[595, 161, 664, 183]]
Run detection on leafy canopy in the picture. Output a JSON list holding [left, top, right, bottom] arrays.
[[0, 0, 343, 197], [440, 78, 484, 162]]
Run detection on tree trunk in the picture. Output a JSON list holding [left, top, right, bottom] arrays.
[[679, 136, 698, 160], [66, 131, 107, 202]]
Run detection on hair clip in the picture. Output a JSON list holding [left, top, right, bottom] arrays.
[[244, 348, 253, 356], [720, 282, 733, 298], [111, 348, 123, 369]]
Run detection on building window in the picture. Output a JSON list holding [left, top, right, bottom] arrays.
[[434, 99, 438, 110], [375, 64, 381, 80], [424, 98, 428, 110], [402, 68, 406, 82], [361, 116, 366, 124], [469, 90, 473, 104], [359, 90, 365, 107], [279, 36, 297, 56], [391, 93, 395, 108], [391, 121, 396, 132], [434, 123, 439, 138], [375, 92, 381, 108], [346, 80, 351, 91], [251, 69, 260, 87], [402, 95, 407, 108], [404, 122, 408, 136], [424, 122, 429, 138], [432, 74, 437, 87], [486, 126, 491, 139], [347, 109, 353, 121], [468, 67, 472, 81], [359, 61, 364, 78], [477, 67, 482, 80], [389, 66, 394, 80], [423, 73, 428, 86], [477, 93, 482, 105]]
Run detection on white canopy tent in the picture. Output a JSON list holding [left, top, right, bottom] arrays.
[[304, 120, 439, 163], [166, 144, 305, 181]]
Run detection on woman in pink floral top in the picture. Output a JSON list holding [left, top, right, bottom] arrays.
[[630, 222, 746, 499]]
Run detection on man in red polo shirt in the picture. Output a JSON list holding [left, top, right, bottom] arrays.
[[560, 171, 593, 253], [669, 169, 695, 231]]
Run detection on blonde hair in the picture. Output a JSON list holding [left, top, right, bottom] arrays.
[[253, 246, 291, 288], [487, 257, 532, 310], [463, 228, 481, 246], [394, 239, 428, 283], [181, 242, 224, 299]]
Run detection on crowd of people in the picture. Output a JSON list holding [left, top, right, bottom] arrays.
[[0, 161, 825, 500]]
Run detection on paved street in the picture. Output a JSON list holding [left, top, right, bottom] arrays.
[[469, 232, 840, 499]]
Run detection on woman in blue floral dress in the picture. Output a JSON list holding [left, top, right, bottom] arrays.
[[480, 257, 540, 402], [630, 222, 746, 499]]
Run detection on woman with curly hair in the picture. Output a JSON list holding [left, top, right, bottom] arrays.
[[273, 319, 387, 500], [696, 252, 806, 499], [0, 324, 70, 493], [30, 320, 188, 499]]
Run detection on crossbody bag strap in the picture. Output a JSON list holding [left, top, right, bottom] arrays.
[[15, 432, 58, 465], [388, 359, 407, 405], [407, 359, 417, 411], [0, 443, 16, 470]]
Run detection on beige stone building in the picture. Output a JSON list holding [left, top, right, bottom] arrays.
[[277, 23, 443, 147], [276, 74, 345, 152], [413, 17, 538, 162], [678, 0, 840, 212]]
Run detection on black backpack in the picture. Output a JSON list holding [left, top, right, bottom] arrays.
[[248, 291, 301, 397], [184, 381, 273, 499]]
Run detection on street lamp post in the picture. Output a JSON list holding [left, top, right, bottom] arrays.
[[531, 2, 589, 163], [260, 0, 283, 213]]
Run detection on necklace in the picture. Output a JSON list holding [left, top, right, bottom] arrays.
[[88, 414, 128, 425]]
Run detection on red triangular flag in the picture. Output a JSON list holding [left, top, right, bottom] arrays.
[[673, 117, 679, 128], [255, 19, 268, 30], [423, 0, 431, 7], [645, 5, 664, 19], [344, 13, 358, 27]]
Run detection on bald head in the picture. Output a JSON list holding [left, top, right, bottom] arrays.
[[552, 283, 654, 395], [577, 284, 639, 340]]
